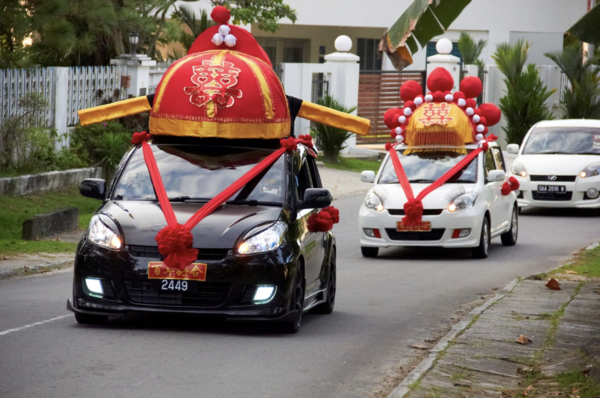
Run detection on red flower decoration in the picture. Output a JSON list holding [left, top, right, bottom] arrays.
[[155, 224, 199, 270], [280, 136, 298, 152], [297, 134, 314, 148], [509, 176, 520, 191], [307, 206, 340, 232], [403, 199, 423, 226], [131, 131, 151, 145], [501, 182, 512, 196]]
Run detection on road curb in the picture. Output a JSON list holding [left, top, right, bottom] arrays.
[[387, 278, 521, 398], [0, 260, 73, 280]]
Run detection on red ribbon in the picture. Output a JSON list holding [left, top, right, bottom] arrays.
[[141, 136, 312, 270]]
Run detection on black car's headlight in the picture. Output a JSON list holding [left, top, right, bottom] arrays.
[[238, 221, 287, 255], [87, 215, 123, 250]]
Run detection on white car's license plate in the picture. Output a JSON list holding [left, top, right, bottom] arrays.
[[538, 185, 566, 193]]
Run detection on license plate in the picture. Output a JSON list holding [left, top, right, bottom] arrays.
[[537, 185, 566, 193], [148, 261, 207, 281], [158, 279, 191, 291], [397, 221, 431, 232]]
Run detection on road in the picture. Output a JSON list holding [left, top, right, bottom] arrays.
[[1, 194, 598, 398]]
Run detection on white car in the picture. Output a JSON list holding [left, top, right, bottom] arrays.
[[508, 119, 600, 210], [358, 143, 518, 258]]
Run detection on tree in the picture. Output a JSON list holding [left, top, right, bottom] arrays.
[[457, 31, 487, 99], [0, 0, 33, 68], [171, 5, 214, 54], [310, 94, 356, 161], [545, 44, 600, 119], [213, 0, 297, 33], [492, 40, 555, 145]]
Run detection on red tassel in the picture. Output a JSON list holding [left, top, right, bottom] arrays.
[[402, 199, 423, 226], [156, 224, 199, 270], [132, 131, 151, 145]]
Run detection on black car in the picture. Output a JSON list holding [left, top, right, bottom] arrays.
[[67, 137, 337, 333]]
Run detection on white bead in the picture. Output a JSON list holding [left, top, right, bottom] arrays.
[[445, 94, 454, 102], [398, 115, 406, 124], [395, 127, 402, 134], [425, 94, 433, 102], [212, 33, 224, 46], [403, 107, 412, 116], [224, 34, 237, 47], [458, 98, 466, 107], [476, 124, 485, 133], [218, 25, 231, 36], [466, 107, 474, 116], [475, 134, 484, 141], [396, 135, 404, 143], [473, 115, 481, 123], [414, 97, 423, 106]]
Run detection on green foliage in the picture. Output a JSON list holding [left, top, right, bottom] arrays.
[[322, 157, 382, 173], [457, 31, 487, 65], [172, 6, 214, 53], [215, 0, 297, 33], [492, 40, 555, 145], [310, 94, 357, 161], [94, 132, 130, 182], [545, 44, 600, 119], [0, 0, 33, 68]]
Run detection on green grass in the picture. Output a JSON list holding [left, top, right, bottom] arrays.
[[321, 156, 382, 173], [549, 244, 600, 278], [0, 187, 100, 255]]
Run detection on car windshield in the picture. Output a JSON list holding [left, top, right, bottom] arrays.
[[112, 144, 286, 205], [378, 147, 478, 184], [522, 127, 600, 155]]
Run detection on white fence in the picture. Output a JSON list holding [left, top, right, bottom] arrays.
[[0, 68, 55, 128]]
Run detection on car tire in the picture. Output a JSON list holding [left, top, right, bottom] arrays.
[[74, 312, 108, 325], [501, 207, 518, 246], [278, 265, 304, 334], [472, 216, 490, 259], [311, 250, 336, 315], [361, 246, 379, 258]]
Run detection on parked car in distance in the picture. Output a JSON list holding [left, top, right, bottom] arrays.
[[68, 137, 337, 333], [508, 119, 600, 210], [358, 142, 518, 259]]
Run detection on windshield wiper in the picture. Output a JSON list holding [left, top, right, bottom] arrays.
[[226, 199, 282, 206], [408, 179, 436, 183], [168, 196, 209, 203], [534, 151, 570, 155], [574, 152, 600, 155]]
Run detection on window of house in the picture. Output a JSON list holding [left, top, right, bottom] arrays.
[[357, 38, 382, 71], [319, 45, 326, 64]]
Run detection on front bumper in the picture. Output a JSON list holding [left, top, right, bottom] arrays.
[[358, 205, 484, 248], [68, 239, 298, 320], [514, 175, 600, 209]]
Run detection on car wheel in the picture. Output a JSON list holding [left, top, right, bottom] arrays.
[[361, 246, 379, 258], [74, 312, 108, 325], [311, 250, 336, 315], [472, 216, 490, 259], [501, 207, 518, 246], [279, 265, 304, 334]]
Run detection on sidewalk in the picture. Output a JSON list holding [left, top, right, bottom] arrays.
[[390, 272, 600, 397]]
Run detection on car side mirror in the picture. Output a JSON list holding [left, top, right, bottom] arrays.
[[488, 170, 506, 183], [360, 170, 375, 183], [506, 144, 519, 154], [302, 188, 332, 209], [80, 178, 106, 200]]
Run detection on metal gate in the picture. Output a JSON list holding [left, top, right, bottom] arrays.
[[357, 70, 426, 144]]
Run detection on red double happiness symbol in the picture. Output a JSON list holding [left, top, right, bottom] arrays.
[[418, 103, 454, 126]]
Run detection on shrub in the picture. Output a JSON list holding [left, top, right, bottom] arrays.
[[310, 94, 357, 161], [492, 40, 555, 145], [94, 132, 130, 182]]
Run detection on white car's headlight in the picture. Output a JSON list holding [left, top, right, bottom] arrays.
[[580, 162, 600, 178], [365, 191, 384, 212], [448, 192, 478, 212], [88, 215, 122, 250], [511, 162, 527, 178], [238, 222, 287, 255]]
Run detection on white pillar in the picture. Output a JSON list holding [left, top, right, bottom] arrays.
[[426, 39, 461, 92], [110, 54, 157, 97], [53, 67, 69, 150]]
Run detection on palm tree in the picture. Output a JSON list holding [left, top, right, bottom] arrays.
[[457, 32, 487, 65], [172, 5, 214, 54], [310, 94, 357, 161]]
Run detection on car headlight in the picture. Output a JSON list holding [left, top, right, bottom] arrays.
[[580, 162, 600, 178], [448, 192, 478, 212], [87, 215, 122, 250], [365, 191, 384, 212], [238, 221, 287, 255], [511, 162, 527, 178]]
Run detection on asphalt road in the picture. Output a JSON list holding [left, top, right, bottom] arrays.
[[1, 194, 598, 398]]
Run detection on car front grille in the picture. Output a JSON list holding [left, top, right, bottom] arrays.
[[123, 280, 231, 307], [530, 175, 576, 182], [532, 191, 573, 201], [129, 245, 229, 261], [388, 209, 444, 216], [385, 228, 445, 241]]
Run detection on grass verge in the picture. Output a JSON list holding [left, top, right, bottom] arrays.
[[547, 244, 600, 278], [321, 157, 382, 173]]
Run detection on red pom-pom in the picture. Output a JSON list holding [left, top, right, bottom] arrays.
[[509, 176, 520, 191], [383, 108, 402, 129], [325, 206, 340, 224], [211, 6, 231, 24], [433, 91, 445, 102], [307, 207, 339, 232], [385, 142, 394, 151], [427, 68, 454, 92], [479, 116, 487, 126], [479, 103, 502, 126], [460, 76, 483, 98], [400, 80, 423, 102], [156, 224, 199, 270], [404, 100, 416, 110], [501, 182, 511, 196], [473, 108, 482, 116], [453, 91, 466, 102], [297, 134, 313, 148], [402, 199, 424, 226], [280, 136, 297, 152], [484, 126, 489, 135], [131, 131, 151, 145], [465, 98, 477, 109], [390, 129, 398, 138]]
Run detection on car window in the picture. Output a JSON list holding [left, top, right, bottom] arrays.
[[306, 157, 322, 188], [484, 150, 496, 178], [296, 159, 313, 201], [491, 147, 505, 171], [522, 127, 600, 154]]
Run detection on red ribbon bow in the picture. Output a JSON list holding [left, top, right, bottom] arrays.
[[307, 206, 340, 233], [156, 224, 199, 270], [132, 131, 151, 145], [403, 199, 423, 226], [501, 176, 520, 196]]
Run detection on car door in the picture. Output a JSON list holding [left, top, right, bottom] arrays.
[[483, 148, 504, 234], [490, 146, 511, 231]]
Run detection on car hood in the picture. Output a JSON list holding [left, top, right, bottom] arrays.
[[100, 201, 283, 249], [373, 183, 477, 210], [515, 154, 600, 176]]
